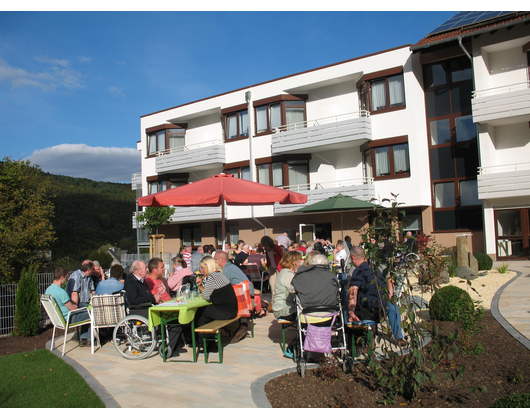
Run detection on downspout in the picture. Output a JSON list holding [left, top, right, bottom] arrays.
[[245, 90, 267, 236]]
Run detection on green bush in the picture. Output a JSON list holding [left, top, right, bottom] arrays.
[[429, 285, 474, 321], [13, 263, 41, 337], [491, 393, 530, 408], [473, 252, 493, 270]]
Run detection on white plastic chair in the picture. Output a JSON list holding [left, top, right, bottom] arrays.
[[40, 294, 93, 356]]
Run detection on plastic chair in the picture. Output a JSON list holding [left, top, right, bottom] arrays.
[[90, 292, 127, 354], [232, 280, 255, 338], [40, 294, 93, 356], [241, 264, 266, 294]]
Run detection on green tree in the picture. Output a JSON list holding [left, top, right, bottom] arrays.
[[136, 206, 175, 235], [13, 263, 41, 336], [0, 158, 56, 284]]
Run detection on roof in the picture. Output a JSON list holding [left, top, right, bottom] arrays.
[[411, 11, 530, 51]]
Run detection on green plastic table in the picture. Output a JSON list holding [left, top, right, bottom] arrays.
[[148, 297, 211, 362]]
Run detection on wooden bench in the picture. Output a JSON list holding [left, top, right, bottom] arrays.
[[194, 316, 240, 363], [277, 319, 296, 353]]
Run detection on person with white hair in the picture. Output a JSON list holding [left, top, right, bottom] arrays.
[[291, 253, 339, 309]]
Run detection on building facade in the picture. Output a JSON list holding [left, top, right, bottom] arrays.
[[133, 11, 530, 261]]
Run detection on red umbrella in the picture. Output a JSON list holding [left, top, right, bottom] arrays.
[[137, 173, 308, 242]]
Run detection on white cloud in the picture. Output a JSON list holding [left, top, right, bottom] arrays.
[[28, 144, 141, 183], [108, 85, 126, 97], [0, 57, 85, 90], [78, 56, 91, 63]]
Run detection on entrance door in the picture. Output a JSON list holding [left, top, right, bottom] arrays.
[[495, 208, 530, 260], [299, 224, 315, 243]]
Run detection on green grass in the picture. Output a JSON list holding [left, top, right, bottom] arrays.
[[0, 349, 105, 408]]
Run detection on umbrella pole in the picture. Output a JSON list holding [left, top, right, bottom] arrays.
[[221, 200, 226, 251], [340, 210, 344, 240]]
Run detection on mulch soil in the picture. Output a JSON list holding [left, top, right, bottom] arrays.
[[265, 311, 530, 408], [2, 312, 530, 408]]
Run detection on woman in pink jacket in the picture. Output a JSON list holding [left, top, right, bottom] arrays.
[[167, 255, 193, 291]]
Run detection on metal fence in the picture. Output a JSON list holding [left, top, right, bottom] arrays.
[[0, 273, 54, 337]]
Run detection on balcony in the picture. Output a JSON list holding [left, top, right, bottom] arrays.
[[478, 163, 530, 200], [271, 111, 371, 154], [135, 206, 223, 228], [131, 172, 142, 191], [472, 82, 530, 126], [155, 139, 225, 173], [273, 178, 375, 215]]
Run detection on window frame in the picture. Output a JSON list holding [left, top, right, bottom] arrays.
[[222, 104, 249, 142], [255, 154, 311, 189], [358, 66, 406, 115], [253, 94, 308, 136], [146, 173, 188, 195], [423, 55, 481, 233], [361, 136, 411, 180], [146, 124, 187, 158]]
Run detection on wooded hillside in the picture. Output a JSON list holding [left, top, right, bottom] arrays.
[[43, 173, 137, 263]]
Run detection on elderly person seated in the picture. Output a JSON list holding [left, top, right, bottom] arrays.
[[272, 251, 303, 322], [291, 253, 339, 311], [167, 255, 193, 292]]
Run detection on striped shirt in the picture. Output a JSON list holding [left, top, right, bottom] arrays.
[[202, 271, 230, 301]]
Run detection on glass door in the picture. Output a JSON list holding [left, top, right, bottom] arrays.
[[495, 209, 528, 259], [299, 224, 315, 243]]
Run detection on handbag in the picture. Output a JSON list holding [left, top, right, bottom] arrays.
[[303, 313, 337, 354]]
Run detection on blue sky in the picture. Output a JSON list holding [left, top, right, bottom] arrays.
[[0, 10, 460, 183]]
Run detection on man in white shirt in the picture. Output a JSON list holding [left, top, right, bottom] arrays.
[[275, 231, 290, 249]]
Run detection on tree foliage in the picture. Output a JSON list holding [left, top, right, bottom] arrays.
[[0, 158, 56, 284], [136, 206, 175, 235]]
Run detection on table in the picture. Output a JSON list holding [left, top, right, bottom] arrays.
[[148, 297, 211, 362]]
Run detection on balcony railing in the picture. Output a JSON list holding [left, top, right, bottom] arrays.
[[472, 81, 530, 125], [131, 172, 142, 191], [477, 163, 530, 200], [271, 111, 371, 154], [274, 177, 375, 214], [155, 139, 225, 173]]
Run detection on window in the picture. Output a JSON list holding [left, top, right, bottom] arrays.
[[424, 56, 481, 231], [146, 174, 188, 194], [182, 224, 202, 248], [225, 109, 248, 140], [253, 95, 307, 135], [255, 155, 310, 190], [146, 124, 186, 157], [359, 67, 405, 114], [362, 136, 410, 180], [226, 166, 251, 180]]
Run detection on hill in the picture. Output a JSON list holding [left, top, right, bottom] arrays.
[[43, 173, 137, 263]]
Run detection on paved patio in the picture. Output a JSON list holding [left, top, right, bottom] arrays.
[[52, 261, 530, 408]]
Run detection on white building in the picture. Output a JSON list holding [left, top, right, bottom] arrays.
[[133, 11, 530, 261], [412, 11, 530, 261]]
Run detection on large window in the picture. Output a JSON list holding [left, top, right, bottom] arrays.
[[147, 174, 188, 194], [146, 124, 186, 157], [424, 55, 481, 231], [253, 94, 307, 134], [255, 155, 310, 190], [182, 223, 202, 248], [225, 166, 251, 180], [362, 136, 410, 180], [359, 67, 405, 114]]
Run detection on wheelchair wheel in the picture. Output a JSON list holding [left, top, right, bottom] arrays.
[[158, 341, 173, 359], [113, 315, 156, 360]]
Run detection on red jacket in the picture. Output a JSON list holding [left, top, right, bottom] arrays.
[[265, 244, 284, 272]]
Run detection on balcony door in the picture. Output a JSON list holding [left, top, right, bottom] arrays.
[[495, 208, 530, 260]]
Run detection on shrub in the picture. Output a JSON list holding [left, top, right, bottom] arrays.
[[496, 262, 509, 274], [429, 285, 474, 321], [473, 253, 493, 270], [491, 393, 530, 408], [13, 263, 41, 337]]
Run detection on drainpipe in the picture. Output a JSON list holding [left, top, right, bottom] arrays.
[[245, 90, 267, 236]]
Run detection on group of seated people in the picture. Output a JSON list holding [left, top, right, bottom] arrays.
[[45, 233, 407, 353], [272, 244, 407, 356]]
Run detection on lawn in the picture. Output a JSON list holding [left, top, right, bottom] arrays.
[[0, 349, 105, 408]]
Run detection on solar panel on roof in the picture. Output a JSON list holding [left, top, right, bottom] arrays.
[[427, 11, 515, 36]]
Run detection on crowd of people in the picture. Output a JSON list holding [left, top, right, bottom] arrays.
[[45, 230, 413, 352]]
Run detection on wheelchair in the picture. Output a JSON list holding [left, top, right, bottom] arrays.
[[91, 291, 180, 360]]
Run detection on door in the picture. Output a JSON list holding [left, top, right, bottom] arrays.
[[495, 208, 530, 260], [299, 224, 315, 243]]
